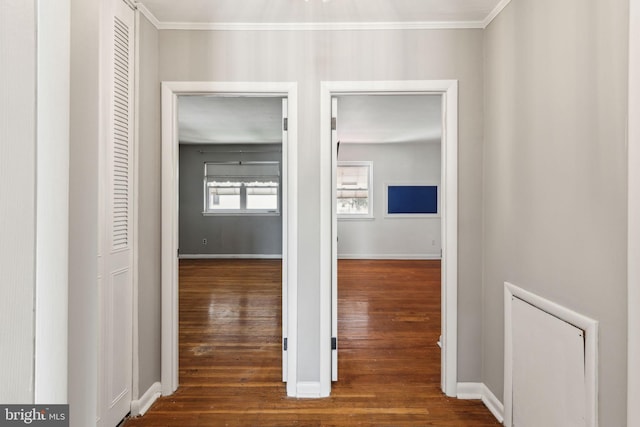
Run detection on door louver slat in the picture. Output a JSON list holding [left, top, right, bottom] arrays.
[[111, 15, 130, 251]]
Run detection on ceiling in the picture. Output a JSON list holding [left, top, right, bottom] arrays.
[[137, 0, 507, 27], [178, 96, 284, 144], [178, 94, 441, 145], [337, 95, 441, 144]]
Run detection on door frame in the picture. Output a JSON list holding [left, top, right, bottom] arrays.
[[628, 0, 640, 423], [160, 81, 299, 397], [319, 80, 458, 397]]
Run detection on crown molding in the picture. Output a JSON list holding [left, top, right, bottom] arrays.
[[134, 1, 508, 32], [135, 2, 161, 29], [482, 0, 512, 28], [155, 20, 485, 31]]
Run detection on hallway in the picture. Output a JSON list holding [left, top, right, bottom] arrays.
[[123, 259, 499, 426]]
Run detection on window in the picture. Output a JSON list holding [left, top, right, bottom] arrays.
[[337, 161, 373, 218], [204, 162, 280, 215]]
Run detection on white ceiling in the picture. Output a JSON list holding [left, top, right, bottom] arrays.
[[178, 96, 284, 144], [337, 95, 441, 144], [178, 94, 441, 145], [138, 0, 506, 27]]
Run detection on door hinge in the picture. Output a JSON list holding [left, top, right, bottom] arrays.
[[331, 117, 337, 130], [331, 337, 337, 350], [283, 337, 288, 351], [283, 118, 288, 131]]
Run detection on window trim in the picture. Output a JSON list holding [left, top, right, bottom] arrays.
[[203, 161, 281, 216], [336, 161, 373, 220]]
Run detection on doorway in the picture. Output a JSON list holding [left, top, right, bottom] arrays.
[[161, 82, 299, 397], [319, 80, 459, 396]]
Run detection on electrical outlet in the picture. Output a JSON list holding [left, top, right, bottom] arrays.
[[202, 238, 208, 245]]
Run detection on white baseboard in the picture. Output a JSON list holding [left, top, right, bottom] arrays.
[[179, 254, 282, 259], [481, 384, 505, 424], [457, 382, 504, 424], [457, 382, 484, 399], [296, 381, 322, 398], [130, 382, 162, 417], [337, 253, 441, 260]]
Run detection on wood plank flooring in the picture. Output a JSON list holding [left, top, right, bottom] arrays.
[[123, 259, 500, 427]]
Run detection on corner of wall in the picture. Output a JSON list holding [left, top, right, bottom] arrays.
[[457, 382, 504, 423]]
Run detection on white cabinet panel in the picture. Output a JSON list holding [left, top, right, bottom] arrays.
[[512, 297, 586, 427]]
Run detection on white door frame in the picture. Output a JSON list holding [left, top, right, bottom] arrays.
[[319, 80, 459, 397], [628, 0, 640, 424], [160, 81, 299, 397]]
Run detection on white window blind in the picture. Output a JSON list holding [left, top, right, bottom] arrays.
[[204, 162, 280, 214], [337, 161, 373, 218]]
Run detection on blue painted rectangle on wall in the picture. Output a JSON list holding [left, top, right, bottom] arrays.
[[387, 185, 438, 214]]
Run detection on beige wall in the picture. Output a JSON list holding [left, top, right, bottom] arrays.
[[137, 12, 162, 395], [150, 28, 485, 382], [483, 0, 629, 424]]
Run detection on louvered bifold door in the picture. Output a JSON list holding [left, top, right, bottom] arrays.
[[99, 1, 135, 426]]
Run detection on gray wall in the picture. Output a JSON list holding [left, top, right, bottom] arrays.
[[154, 28, 485, 383], [483, 0, 629, 424], [0, 0, 36, 404], [178, 143, 283, 256], [137, 12, 161, 395], [337, 141, 441, 259]]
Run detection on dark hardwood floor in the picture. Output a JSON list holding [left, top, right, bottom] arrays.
[[123, 259, 500, 427]]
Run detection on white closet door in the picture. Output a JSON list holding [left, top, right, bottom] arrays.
[[98, 0, 135, 426]]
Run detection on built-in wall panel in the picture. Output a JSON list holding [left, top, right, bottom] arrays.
[[512, 298, 586, 427]]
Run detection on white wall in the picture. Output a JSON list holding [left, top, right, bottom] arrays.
[[0, 0, 37, 404], [35, 0, 70, 404], [69, 0, 100, 424], [337, 141, 441, 259], [154, 27, 485, 384], [0, 0, 70, 407], [483, 0, 629, 424]]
